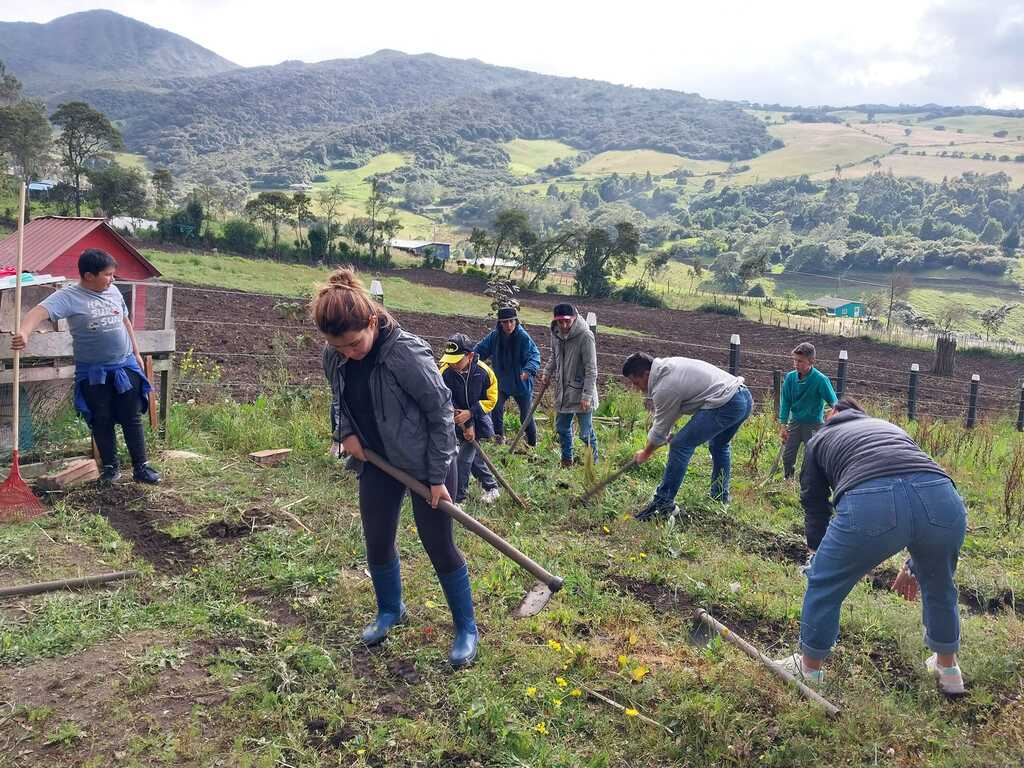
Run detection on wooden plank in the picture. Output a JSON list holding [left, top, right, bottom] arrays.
[[144, 355, 158, 430], [35, 458, 100, 491], [248, 448, 292, 466], [0, 329, 176, 359], [164, 285, 173, 330]]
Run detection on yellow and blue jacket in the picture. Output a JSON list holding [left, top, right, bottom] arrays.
[[440, 358, 498, 439]]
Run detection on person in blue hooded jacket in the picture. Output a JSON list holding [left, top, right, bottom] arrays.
[[473, 306, 541, 447]]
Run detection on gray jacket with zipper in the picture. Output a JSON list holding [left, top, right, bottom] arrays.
[[544, 312, 598, 413], [323, 327, 456, 485]]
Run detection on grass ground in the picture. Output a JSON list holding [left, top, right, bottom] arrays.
[[503, 140, 578, 176], [2, 381, 1023, 766], [576, 151, 728, 178]]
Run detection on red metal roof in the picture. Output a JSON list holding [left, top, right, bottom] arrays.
[[0, 217, 160, 276]]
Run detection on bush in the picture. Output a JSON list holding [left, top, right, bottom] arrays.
[[464, 266, 489, 279], [220, 219, 261, 255], [697, 301, 741, 316], [745, 284, 766, 297], [544, 284, 561, 294], [615, 284, 665, 308]]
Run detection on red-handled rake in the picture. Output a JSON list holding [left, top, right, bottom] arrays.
[[0, 183, 46, 523]]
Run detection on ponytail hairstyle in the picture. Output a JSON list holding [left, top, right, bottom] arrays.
[[309, 267, 394, 336]]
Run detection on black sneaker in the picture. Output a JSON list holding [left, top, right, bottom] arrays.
[[133, 463, 161, 484], [98, 464, 121, 487], [634, 498, 679, 522]]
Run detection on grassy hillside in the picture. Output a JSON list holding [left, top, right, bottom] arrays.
[[503, 139, 578, 176]]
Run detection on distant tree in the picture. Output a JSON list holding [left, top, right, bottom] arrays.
[[50, 101, 124, 216], [221, 218, 261, 255], [244, 191, 292, 253], [86, 163, 148, 218], [885, 270, 913, 339], [308, 223, 329, 260], [364, 177, 401, 268], [151, 168, 174, 215], [291, 192, 313, 248], [317, 182, 347, 261], [573, 222, 640, 297], [936, 304, 967, 333], [980, 218, 1005, 245], [979, 304, 1017, 340], [1001, 225, 1020, 255], [0, 61, 22, 106], [0, 100, 52, 218], [904, 128, 912, 136], [579, 187, 600, 209]]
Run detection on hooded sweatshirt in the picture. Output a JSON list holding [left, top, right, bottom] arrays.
[[646, 357, 745, 446], [800, 409, 951, 550], [474, 321, 541, 399], [543, 312, 598, 413]]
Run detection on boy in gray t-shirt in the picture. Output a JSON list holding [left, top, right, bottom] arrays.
[[12, 249, 160, 486]]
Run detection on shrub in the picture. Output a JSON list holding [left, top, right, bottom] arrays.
[[697, 301, 741, 316], [745, 284, 767, 297], [615, 284, 665, 308], [544, 284, 561, 294]]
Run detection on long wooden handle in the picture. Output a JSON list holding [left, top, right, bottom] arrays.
[[471, 439, 527, 509], [362, 449, 562, 591], [695, 609, 840, 716], [575, 458, 638, 505], [145, 355, 158, 430], [0, 570, 139, 598], [12, 183, 26, 453], [508, 375, 549, 453]]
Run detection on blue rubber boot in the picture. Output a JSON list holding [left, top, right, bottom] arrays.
[[361, 559, 406, 646], [438, 564, 479, 668]]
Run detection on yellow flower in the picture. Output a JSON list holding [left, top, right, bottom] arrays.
[[627, 632, 638, 646], [424, 599, 438, 609], [548, 639, 562, 651], [556, 677, 568, 688], [535, 721, 547, 734], [631, 666, 650, 682], [638, 552, 647, 559], [602, 525, 610, 534], [552, 698, 563, 708], [526, 686, 537, 698], [624, 708, 639, 718], [570, 688, 583, 697], [357, 748, 366, 755], [617, 654, 628, 668]]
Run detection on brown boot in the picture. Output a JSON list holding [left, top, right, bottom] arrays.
[[560, 458, 574, 468]]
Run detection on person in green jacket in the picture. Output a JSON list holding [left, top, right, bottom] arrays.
[[779, 342, 838, 480]]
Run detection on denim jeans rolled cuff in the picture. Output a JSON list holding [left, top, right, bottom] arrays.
[[924, 629, 960, 655], [799, 636, 834, 661]]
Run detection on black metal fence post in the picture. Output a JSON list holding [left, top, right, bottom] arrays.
[[1017, 381, 1024, 432], [772, 369, 782, 418], [966, 374, 980, 428], [729, 334, 740, 376], [836, 350, 848, 398], [907, 363, 919, 421]]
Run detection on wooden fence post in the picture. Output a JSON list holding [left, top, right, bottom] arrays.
[[587, 311, 597, 339], [907, 363, 919, 421], [966, 374, 980, 429], [729, 334, 740, 376]]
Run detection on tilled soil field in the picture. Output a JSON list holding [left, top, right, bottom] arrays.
[[173, 276, 1024, 420]]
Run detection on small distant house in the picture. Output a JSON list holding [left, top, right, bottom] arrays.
[[0, 216, 161, 325], [388, 239, 451, 261], [109, 216, 159, 234], [27, 180, 58, 198], [809, 296, 865, 318]]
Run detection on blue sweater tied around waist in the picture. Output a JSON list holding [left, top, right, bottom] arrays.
[[74, 354, 152, 425]]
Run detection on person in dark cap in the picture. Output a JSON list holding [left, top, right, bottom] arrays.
[[541, 303, 598, 467], [440, 333, 501, 504], [474, 306, 541, 448]]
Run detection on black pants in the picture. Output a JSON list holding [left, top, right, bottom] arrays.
[[493, 390, 537, 446], [359, 460, 463, 574], [81, 371, 148, 469]]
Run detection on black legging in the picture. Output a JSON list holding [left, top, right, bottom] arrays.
[[359, 460, 463, 574], [81, 370, 147, 468]]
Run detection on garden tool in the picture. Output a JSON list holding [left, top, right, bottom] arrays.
[[471, 438, 528, 509], [362, 449, 563, 617], [574, 457, 638, 506], [506, 375, 549, 455]]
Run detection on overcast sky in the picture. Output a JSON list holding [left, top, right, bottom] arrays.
[[4, 0, 1024, 108]]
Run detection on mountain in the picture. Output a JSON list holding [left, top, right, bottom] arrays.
[[1, 11, 776, 189], [0, 10, 238, 96]]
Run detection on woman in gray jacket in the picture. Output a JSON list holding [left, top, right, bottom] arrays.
[[316, 268, 478, 668]]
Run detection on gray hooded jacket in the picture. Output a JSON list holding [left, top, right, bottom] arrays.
[[323, 327, 456, 485], [544, 312, 598, 413]]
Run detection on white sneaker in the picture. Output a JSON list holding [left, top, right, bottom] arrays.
[[480, 487, 500, 505], [926, 654, 965, 696], [774, 652, 824, 684]]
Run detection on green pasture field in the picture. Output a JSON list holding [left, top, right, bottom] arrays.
[[503, 139, 579, 176], [113, 152, 150, 172], [828, 152, 1024, 187], [1, 379, 1023, 766], [916, 115, 1024, 138], [576, 150, 729, 178]]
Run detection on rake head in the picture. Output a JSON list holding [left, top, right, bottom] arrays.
[[0, 452, 47, 523]]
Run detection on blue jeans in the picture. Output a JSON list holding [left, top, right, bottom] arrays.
[[800, 472, 966, 660], [555, 410, 598, 462], [654, 387, 752, 504], [455, 439, 497, 502], [494, 391, 536, 446]]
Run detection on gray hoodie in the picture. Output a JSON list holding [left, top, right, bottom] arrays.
[[647, 357, 744, 445], [544, 313, 598, 413], [323, 327, 456, 485]]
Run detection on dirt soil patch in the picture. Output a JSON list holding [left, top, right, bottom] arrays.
[[70, 485, 199, 574], [0, 631, 232, 767], [173, 275, 1023, 420]]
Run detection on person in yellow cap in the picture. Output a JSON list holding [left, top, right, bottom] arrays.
[[439, 333, 501, 504]]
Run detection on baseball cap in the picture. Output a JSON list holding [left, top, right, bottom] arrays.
[[440, 333, 474, 364]]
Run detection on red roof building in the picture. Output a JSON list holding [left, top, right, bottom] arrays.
[[0, 216, 161, 327]]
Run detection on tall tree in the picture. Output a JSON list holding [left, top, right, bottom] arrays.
[[573, 222, 641, 298], [0, 100, 52, 219], [244, 191, 292, 253], [291, 192, 313, 249], [364, 177, 401, 268], [86, 163, 148, 218], [50, 102, 123, 216], [316, 183, 347, 261], [151, 168, 174, 215], [0, 61, 22, 106]]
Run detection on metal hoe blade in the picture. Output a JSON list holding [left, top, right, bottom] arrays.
[[512, 581, 556, 618]]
